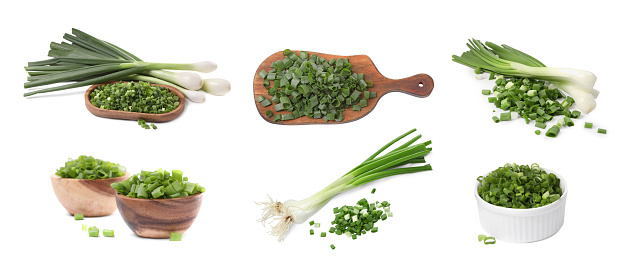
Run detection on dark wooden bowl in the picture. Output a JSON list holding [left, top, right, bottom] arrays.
[[51, 172, 131, 217], [85, 81, 185, 122], [115, 193, 203, 238], [253, 50, 434, 125]]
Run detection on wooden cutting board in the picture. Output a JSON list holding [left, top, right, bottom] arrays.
[[253, 50, 434, 125]]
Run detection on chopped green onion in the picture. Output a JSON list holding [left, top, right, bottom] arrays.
[[492, 116, 500, 123], [82, 224, 87, 231], [56, 155, 125, 180], [484, 237, 496, 245], [482, 89, 491, 95], [321, 232, 326, 237], [111, 168, 204, 199], [170, 232, 181, 241], [535, 122, 547, 129], [256, 50, 374, 122], [371, 188, 376, 194], [585, 122, 593, 128], [74, 213, 84, 220], [330, 244, 336, 250], [597, 128, 607, 134], [310, 229, 314, 235], [546, 125, 560, 137], [477, 163, 562, 209], [88, 226, 99, 237], [478, 234, 486, 242], [103, 229, 114, 237], [535, 130, 541, 135]]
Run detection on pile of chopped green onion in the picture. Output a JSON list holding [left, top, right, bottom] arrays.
[[477, 163, 562, 208], [56, 155, 126, 180], [111, 168, 204, 199], [90, 81, 179, 114], [484, 74, 581, 137], [257, 49, 375, 122], [330, 198, 391, 239]]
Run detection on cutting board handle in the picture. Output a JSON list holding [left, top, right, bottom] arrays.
[[377, 73, 434, 98]]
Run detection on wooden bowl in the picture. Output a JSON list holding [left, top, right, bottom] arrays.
[[84, 81, 185, 122], [115, 193, 203, 238], [50, 172, 131, 217]]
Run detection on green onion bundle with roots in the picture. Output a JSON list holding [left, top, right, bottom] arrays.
[[257, 129, 432, 242], [452, 39, 599, 113], [24, 29, 231, 101]]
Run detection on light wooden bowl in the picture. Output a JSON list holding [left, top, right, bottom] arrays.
[[85, 81, 185, 122], [115, 193, 203, 238], [51, 172, 130, 217]]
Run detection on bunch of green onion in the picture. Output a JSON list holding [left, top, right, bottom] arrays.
[[24, 29, 231, 101], [257, 129, 432, 242], [452, 39, 599, 113]]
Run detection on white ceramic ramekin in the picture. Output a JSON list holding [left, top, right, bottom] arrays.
[[474, 169, 568, 243]]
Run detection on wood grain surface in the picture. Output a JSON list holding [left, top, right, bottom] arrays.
[[50, 172, 130, 217], [253, 50, 434, 125], [115, 193, 203, 239], [84, 81, 185, 123]]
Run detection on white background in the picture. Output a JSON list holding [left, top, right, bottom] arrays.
[[1, 0, 635, 269]]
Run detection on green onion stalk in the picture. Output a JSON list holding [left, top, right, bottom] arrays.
[[452, 39, 599, 113], [23, 29, 231, 101], [257, 129, 432, 242]]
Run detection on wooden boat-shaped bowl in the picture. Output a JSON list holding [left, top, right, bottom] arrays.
[[51, 172, 131, 217], [115, 193, 203, 239], [85, 81, 185, 122]]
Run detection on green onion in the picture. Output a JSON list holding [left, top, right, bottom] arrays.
[[310, 229, 314, 235], [328, 198, 392, 240], [91, 81, 179, 114], [477, 163, 562, 209], [484, 237, 496, 245], [170, 232, 181, 241], [103, 229, 115, 237], [82, 224, 87, 231], [371, 188, 376, 194], [585, 122, 593, 128], [482, 89, 491, 95], [88, 226, 99, 237], [258, 129, 432, 242], [330, 244, 336, 250], [74, 213, 84, 220], [24, 29, 221, 101], [452, 39, 599, 113], [56, 155, 125, 180], [535, 130, 541, 135], [258, 50, 374, 122], [597, 128, 607, 134], [321, 232, 327, 237], [111, 168, 204, 199], [546, 125, 560, 137], [478, 234, 486, 242]]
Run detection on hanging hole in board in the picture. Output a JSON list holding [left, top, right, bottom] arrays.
[[418, 82, 424, 87]]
